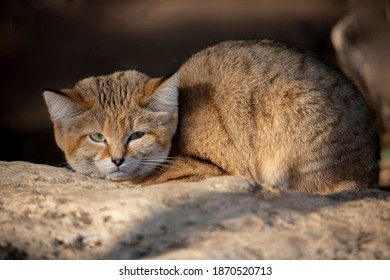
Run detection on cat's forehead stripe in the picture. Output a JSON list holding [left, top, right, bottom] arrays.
[[86, 71, 147, 109], [93, 76, 125, 109]]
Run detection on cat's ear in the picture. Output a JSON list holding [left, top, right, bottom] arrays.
[[43, 89, 85, 122], [142, 73, 179, 112]]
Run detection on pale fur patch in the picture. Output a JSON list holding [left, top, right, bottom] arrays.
[[260, 159, 290, 190]]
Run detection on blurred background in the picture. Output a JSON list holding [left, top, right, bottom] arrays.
[[1, 0, 390, 184]]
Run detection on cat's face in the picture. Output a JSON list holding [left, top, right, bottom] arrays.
[[43, 71, 179, 182]]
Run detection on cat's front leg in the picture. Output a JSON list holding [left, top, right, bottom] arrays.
[[137, 155, 227, 186]]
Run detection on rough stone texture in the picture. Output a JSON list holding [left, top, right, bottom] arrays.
[[1, 161, 390, 260]]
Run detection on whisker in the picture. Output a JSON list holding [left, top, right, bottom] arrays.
[[139, 162, 182, 171]]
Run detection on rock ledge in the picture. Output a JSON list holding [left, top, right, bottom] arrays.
[[0, 161, 389, 259]]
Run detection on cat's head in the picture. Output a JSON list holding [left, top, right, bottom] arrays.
[[43, 70, 179, 182]]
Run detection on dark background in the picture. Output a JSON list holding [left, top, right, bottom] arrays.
[[1, 0, 349, 166]]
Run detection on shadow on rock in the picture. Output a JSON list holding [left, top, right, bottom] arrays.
[[105, 186, 390, 259]]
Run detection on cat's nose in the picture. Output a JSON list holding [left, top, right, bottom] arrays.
[[112, 158, 124, 167]]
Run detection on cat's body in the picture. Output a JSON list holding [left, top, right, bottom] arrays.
[[44, 40, 379, 193]]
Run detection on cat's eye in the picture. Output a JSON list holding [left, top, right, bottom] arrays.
[[128, 131, 145, 142], [89, 133, 106, 143]]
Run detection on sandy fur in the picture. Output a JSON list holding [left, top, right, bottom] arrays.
[[43, 40, 380, 193]]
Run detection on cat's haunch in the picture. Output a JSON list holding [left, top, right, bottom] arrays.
[[43, 40, 379, 194]]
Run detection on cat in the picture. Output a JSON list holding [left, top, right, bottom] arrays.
[[43, 40, 380, 194]]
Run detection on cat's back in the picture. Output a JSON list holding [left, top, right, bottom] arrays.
[[176, 40, 379, 193], [179, 40, 347, 94]]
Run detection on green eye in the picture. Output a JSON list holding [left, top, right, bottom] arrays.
[[129, 131, 145, 142], [89, 133, 106, 143]]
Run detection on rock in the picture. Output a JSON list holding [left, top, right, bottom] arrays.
[[331, 0, 390, 146], [0, 161, 389, 259]]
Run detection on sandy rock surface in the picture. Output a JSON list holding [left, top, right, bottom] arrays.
[[0, 161, 389, 259]]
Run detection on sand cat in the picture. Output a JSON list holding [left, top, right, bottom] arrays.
[[43, 40, 379, 193]]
